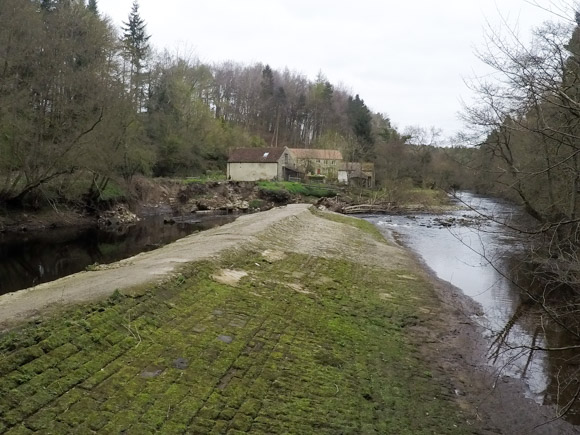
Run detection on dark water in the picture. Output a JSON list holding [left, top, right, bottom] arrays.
[[364, 192, 580, 425], [0, 214, 236, 295]]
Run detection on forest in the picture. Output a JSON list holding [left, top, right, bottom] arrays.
[[0, 0, 476, 211]]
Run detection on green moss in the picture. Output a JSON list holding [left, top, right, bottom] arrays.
[[0, 245, 467, 433], [310, 207, 386, 241]]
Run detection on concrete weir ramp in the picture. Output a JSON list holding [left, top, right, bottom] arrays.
[[0, 204, 405, 329], [0, 205, 307, 328]]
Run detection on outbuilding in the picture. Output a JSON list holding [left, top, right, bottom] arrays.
[[227, 147, 299, 181]]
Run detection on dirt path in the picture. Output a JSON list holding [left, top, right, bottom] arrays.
[[0, 205, 577, 433]]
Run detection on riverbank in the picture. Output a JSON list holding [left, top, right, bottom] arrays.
[[0, 206, 575, 433], [0, 178, 454, 234]]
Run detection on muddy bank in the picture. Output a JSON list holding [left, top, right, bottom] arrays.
[[409, 255, 578, 434]]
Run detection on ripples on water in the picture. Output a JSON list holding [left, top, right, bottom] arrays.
[[365, 192, 579, 424]]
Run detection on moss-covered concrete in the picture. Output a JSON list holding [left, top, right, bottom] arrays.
[[0, 212, 469, 434]]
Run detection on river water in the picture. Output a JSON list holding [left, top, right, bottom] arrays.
[[364, 192, 580, 425], [0, 214, 236, 296]]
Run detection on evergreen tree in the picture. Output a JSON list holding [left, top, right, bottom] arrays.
[[87, 0, 98, 15], [121, 0, 151, 110], [260, 65, 275, 133], [348, 94, 374, 158]]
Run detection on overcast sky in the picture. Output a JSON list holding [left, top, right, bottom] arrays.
[[98, 0, 563, 138]]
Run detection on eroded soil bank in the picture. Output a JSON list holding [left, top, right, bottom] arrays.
[[0, 206, 576, 434]]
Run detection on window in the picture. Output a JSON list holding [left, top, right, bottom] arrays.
[[284, 153, 289, 165]]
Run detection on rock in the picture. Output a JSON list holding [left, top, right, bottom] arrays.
[[196, 201, 211, 211], [98, 204, 139, 229], [217, 335, 234, 344], [173, 357, 189, 370]]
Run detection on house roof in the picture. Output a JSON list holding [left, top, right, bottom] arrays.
[[228, 147, 287, 163], [339, 162, 375, 172], [349, 169, 369, 179], [289, 148, 343, 160]]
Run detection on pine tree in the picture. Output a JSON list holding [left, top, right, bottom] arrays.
[[348, 94, 374, 159], [87, 0, 98, 15], [121, 0, 151, 110]]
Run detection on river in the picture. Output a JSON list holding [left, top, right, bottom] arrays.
[[364, 192, 580, 425], [0, 213, 237, 296]]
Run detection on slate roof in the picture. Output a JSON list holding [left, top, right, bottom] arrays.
[[228, 147, 287, 163], [339, 162, 375, 172], [289, 148, 343, 160]]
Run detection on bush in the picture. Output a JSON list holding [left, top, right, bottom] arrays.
[[248, 199, 267, 209], [257, 181, 336, 199], [259, 187, 291, 203]]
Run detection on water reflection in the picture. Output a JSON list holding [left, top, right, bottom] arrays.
[[0, 214, 236, 295], [364, 192, 580, 424]]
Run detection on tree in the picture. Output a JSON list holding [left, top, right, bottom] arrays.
[[0, 0, 119, 206], [462, 8, 580, 415], [121, 0, 151, 111], [348, 94, 374, 159], [464, 17, 580, 227], [87, 0, 98, 15]]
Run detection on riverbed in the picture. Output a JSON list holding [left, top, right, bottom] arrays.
[[365, 192, 580, 425]]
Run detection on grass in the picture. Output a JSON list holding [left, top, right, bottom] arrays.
[[183, 171, 227, 184], [0, 247, 468, 434], [257, 181, 337, 198], [310, 207, 385, 242], [98, 181, 127, 202]]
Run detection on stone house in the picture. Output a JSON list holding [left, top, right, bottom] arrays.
[[288, 149, 343, 181], [338, 162, 376, 188], [227, 147, 300, 181]]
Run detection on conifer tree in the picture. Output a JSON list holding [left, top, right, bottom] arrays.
[[121, 0, 151, 111], [87, 0, 98, 15], [348, 94, 374, 159]]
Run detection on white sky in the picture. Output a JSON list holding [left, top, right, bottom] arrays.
[[98, 0, 564, 138]]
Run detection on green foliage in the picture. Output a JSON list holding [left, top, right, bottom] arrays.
[[348, 94, 375, 159], [0, 0, 463, 213], [98, 181, 126, 201], [257, 181, 337, 198], [121, 0, 150, 74], [87, 0, 98, 15], [248, 199, 267, 209]]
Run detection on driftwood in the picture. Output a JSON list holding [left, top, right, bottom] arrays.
[[343, 204, 393, 214]]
